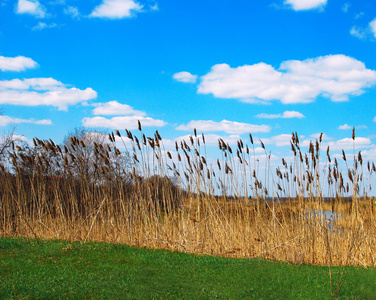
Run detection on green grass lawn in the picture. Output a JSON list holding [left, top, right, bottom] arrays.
[[0, 237, 375, 299]]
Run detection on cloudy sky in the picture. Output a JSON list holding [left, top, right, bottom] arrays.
[[1, 0, 376, 163]]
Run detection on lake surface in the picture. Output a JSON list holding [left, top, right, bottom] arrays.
[[307, 209, 341, 232]]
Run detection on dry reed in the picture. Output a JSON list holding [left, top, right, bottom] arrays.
[[1, 125, 375, 269]]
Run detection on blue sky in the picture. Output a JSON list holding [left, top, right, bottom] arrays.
[[1, 0, 376, 165]]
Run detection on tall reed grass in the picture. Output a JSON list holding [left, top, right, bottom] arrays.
[[1, 125, 375, 270]]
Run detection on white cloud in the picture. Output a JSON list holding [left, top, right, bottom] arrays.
[[197, 55, 376, 104], [299, 133, 331, 147], [0, 77, 97, 110], [361, 147, 376, 161], [173, 71, 198, 83], [173, 133, 245, 148], [176, 120, 271, 135], [370, 18, 376, 38], [0, 56, 38, 72], [32, 22, 58, 31], [281, 111, 305, 118], [338, 124, 352, 130], [92, 101, 146, 116], [262, 134, 293, 147], [350, 26, 367, 40], [83, 132, 133, 150], [337, 124, 366, 130], [355, 12, 365, 20], [326, 137, 372, 151], [90, 0, 143, 19], [149, 2, 159, 11], [64, 6, 80, 19], [3, 134, 33, 146], [350, 19, 376, 40], [256, 110, 305, 119], [110, 132, 256, 152], [0, 115, 52, 126], [342, 3, 350, 13], [82, 116, 166, 129], [284, 0, 327, 11], [309, 132, 331, 141], [16, 0, 46, 18]]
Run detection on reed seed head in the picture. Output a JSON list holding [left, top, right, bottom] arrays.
[[138, 120, 142, 131]]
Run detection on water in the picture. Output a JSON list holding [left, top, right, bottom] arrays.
[[307, 209, 340, 232], [309, 209, 338, 221]]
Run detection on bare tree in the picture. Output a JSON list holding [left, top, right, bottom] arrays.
[[62, 127, 131, 182], [0, 122, 27, 168]]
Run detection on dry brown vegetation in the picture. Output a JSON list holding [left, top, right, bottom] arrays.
[[1, 125, 376, 269]]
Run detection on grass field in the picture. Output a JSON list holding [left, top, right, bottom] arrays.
[[2, 128, 376, 268], [1, 237, 375, 299], [2, 128, 376, 298]]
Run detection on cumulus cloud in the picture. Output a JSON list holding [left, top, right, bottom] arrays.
[[256, 111, 305, 119], [361, 147, 376, 161], [82, 116, 166, 129], [173, 134, 244, 148], [108, 132, 256, 152], [261, 134, 293, 147], [326, 137, 372, 151], [92, 101, 146, 116], [298, 133, 332, 148], [284, 0, 327, 11], [370, 18, 376, 38], [0, 56, 38, 72], [337, 124, 366, 130], [197, 55, 376, 104], [84, 100, 165, 130], [173, 71, 198, 83], [355, 12, 365, 20], [32, 22, 58, 31], [0, 115, 52, 126], [154, 134, 267, 154], [149, 2, 159, 11], [16, 0, 46, 18], [176, 120, 271, 135], [309, 132, 331, 141], [0, 134, 33, 147], [350, 19, 376, 40], [64, 6, 80, 19], [357, 125, 367, 129], [0, 77, 97, 110], [350, 26, 367, 40], [342, 3, 350, 13], [338, 124, 352, 130], [90, 0, 143, 19]]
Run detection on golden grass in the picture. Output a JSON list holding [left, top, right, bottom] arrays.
[[1, 127, 376, 268]]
